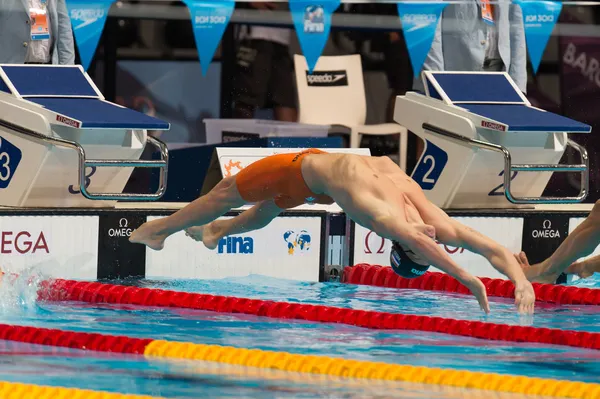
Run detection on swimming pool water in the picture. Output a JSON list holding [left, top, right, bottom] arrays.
[[0, 271, 598, 398], [137, 273, 600, 332]]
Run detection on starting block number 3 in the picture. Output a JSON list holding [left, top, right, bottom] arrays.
[[0, 136, 22, 189], [412, 140, 448, 190]]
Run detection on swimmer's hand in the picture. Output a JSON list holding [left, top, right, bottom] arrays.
[[462, 275, 490, 314], [514, 279, 535, 315]]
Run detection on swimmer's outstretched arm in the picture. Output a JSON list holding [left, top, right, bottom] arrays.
[[375, 216, 491, 313], [447, 223, 535, 314]]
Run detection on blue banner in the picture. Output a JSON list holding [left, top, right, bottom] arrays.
[[396, 2, 447, 78], [66, 0, 114, 71], [517, 0, 563, 74], [289, 0, 340, 73], [182, 0, 234, 76]]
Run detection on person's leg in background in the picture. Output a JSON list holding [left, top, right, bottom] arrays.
[[231, 37, 273, 118], [268, 41, 298, 122]]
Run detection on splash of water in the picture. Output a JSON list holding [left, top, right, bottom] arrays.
[[0, 263, 49, 314]]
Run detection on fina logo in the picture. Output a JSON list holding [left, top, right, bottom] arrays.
[[283, 230, 311, 255], [218, 236, 254, 254], [532, 219, 560, 239], [303, 5, 325, 33], [108, 218, 132, 238]]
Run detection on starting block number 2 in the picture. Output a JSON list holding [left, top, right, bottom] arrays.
[[488, 170, 519, 196], [412, 140, 448, 190], [0, 136, 22, 189]]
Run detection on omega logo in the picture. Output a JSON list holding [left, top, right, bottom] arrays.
[[532, 219, 561, 239], [108, 218, 133, 237], [364, 231, 385, 254], [1, 231, 49, 254]]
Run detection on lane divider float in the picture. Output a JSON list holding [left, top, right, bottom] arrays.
[[0, 322, 597, 399], [38, 279, 600, 352], [343, 264, 600, 306], [0, 380, 160, 399]]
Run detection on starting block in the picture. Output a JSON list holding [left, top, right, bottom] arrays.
[[0, 64, 170, 208], [394, 72, 591, 208]]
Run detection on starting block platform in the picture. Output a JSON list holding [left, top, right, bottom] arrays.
[[394, 72, 592, 208], [0, 64, 171, 208]]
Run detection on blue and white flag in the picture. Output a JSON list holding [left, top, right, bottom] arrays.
[[396, 2, 447, 78], [66, 0, 114, 70], [289, 0, 340, 73], [516, 0, 563, 74], [181, 0, 235, 76]]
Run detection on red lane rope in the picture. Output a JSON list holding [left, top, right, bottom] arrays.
[[343, 264, 600, 306], [0, 323, 151, 354], [38, 279, 600, 351]]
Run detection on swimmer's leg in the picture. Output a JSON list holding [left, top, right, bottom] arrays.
[[520, 200, 600, 283], [186, 200, 282, 249], [130, 176, 246, 250]]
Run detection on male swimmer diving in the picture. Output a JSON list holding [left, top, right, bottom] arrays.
[[515, 201, 600, 284], [130, 149, 536, 314]]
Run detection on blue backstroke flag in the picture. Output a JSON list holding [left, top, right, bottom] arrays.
[[66, 0, 114, 71], [517, 0, 563, 74], [396, 2, 447, 78], [182, 0, 235, 76], [289, 0, 341, 73]]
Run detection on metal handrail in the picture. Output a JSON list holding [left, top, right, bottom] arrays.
[[422, 123, 589, 204], [0, 118, 169, 201]]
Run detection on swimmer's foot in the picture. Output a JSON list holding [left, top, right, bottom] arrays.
[[185, 223, 221, 250], [514, 251, 554, 284], [129, 221, 169, 251]]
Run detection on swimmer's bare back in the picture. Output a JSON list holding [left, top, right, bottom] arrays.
[[302, 153, 422, 231]]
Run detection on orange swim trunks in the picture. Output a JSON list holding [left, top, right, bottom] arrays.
[[235, 148, 334, 209]]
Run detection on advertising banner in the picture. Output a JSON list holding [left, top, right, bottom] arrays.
[[145, 215, 323, 282], [517, 0, 562, 73], [97, 214, 147, 279], [560, 38, 600, 125], [353, 217, 524, 278], [182, 0, 235, 76], [396, 2, 447, 78], [289, 0, 341, 72], [0, 216, 98, 279], [66, 0, 114, 70]]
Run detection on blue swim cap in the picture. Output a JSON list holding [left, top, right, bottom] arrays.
[[390, 241, 430, 279]]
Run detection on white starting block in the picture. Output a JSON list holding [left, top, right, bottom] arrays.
[[394, 71, 591, 208], [0, 64, 170, 208]]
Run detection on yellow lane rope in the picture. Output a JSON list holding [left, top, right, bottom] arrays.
[[145, 340, 600, 399]]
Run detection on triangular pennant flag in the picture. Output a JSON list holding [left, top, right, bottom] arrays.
[[289, 0, 341, 73], [396, 2, 447, 78], [181, 0, 235, 76], [66, 0, 115, 70], [517, 0, 563, 74]]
